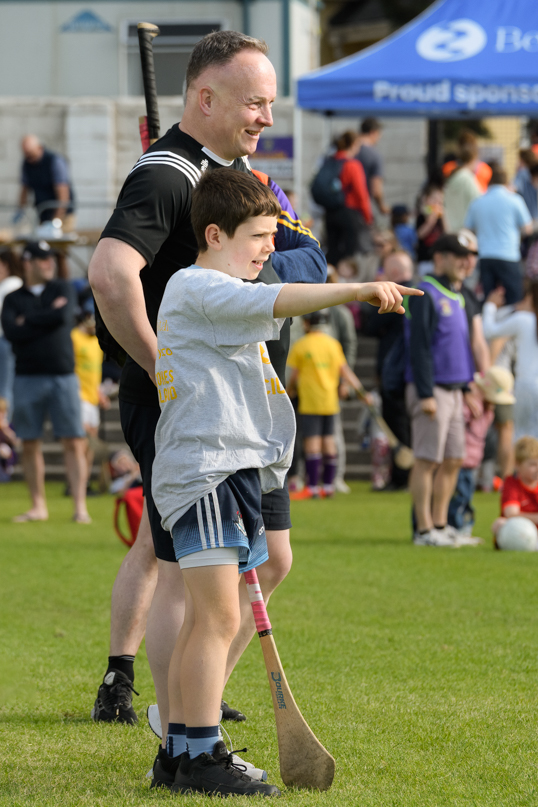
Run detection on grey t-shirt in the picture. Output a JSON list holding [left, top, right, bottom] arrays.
[[152, 266, 296, 532], [357, 144, 382, 195]]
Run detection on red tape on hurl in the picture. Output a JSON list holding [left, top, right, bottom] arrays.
[[244, 569, 272, 634]]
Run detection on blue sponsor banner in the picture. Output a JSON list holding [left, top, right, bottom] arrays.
[[297, 0, 538, 117]]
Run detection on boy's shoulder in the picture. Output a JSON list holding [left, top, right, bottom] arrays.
[[164, 266, 237, 299]]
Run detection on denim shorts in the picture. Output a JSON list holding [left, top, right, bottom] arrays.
[[13, 374, 85, 440]]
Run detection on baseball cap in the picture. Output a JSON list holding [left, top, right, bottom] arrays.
[[22, 240, 54, 260], [474, 367, 515, 405], [432, 233, 473, 257], [391, 204, 409, 217]]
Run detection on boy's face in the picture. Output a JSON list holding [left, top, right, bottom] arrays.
[[517, 458, 538, 487], [211, 215, 278, 280]]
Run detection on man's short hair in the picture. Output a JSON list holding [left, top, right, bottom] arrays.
[[186, 31, 268, 90], [191, 170, 281, 252], [360, 117, 381, 135], [489, 167, 507, 186], [515, 436, 538, 464]]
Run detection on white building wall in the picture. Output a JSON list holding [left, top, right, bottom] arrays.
[[290, 0, 318, 82], [0, 1, 318, 98], [0, 96, 426, 250]]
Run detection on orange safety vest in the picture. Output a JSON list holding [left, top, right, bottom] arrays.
[[442, 160, 492, 193]]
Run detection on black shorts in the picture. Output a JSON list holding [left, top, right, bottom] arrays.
[[119, 400, 291, 562], [301, 413, 336, 439]]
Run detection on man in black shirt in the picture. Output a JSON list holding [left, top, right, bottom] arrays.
[[88, 30, 326, 755], [1, 240, 89, 523]]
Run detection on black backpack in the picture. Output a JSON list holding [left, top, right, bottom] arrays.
[[310, 156, 346, 211]]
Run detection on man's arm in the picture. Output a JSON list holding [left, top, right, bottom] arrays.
[[50, 154, 71, 221], [286, 367, 299, 399], [268, 179, 327, 284], [88, 238, 157, 381], [18, 186, 28, 209], [53, 183, 70, 221], [471, 315, 490, 373], [370, 175, 389, 216]]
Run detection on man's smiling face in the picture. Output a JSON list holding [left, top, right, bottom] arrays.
[[201, 50, 276, 160]]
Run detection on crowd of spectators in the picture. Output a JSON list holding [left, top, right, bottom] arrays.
[[4, 120, 538, 550], [0, 237, 140, 517], [291, 120, 538, 548]]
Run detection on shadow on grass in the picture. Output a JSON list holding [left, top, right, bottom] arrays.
[[297, 535, 411, 547], [0, 712, 94, 726]]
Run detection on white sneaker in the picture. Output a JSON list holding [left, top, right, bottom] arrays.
[[146, 704, 268, 782], [443, 525, 482, 547], [147, 704, 162, 738], [413, 528, 458, 547]]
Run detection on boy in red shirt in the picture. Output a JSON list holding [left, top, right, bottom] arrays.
[[492, 436, 538, 546]]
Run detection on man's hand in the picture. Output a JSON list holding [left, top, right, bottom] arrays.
[[355, 282, 423, 314], [52, 296, 68, 309], [420, 397, 437, 418], [486, 287, 505, 308], [15, 315, 25, 326]]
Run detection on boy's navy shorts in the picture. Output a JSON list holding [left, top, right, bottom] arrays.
[[120, 400, 291, 563], [171, 468, 269, 574], [301, 413, 336, 438]]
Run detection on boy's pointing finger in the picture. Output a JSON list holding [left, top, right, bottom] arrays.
[[396, 285, 424, 297]]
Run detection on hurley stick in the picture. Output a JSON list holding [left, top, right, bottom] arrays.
[[137, 22, 161, 151], [244, 569, 335, 790]]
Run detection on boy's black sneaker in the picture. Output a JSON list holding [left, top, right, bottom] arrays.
[[150, 746, 182, 790], [91, 670, 139, 724], [174, 740, 280, 797], [221, 699, 246, 722]]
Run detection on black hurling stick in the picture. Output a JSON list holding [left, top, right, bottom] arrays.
[[137, 22, 161, 151]]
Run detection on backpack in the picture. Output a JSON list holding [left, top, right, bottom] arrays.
[[310, 157, 346, 210]]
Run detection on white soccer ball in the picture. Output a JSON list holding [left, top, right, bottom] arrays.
[[497, 517, 538, 551]]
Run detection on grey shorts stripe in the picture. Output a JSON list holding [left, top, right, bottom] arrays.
[[196, 500, 207, 550], [204, 495, 216, 548]]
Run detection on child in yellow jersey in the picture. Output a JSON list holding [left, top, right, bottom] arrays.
[[71, 303, 109, 486], [287, 309, 370, 497]]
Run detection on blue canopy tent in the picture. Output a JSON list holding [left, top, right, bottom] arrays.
[[297, 0, 538, 118]]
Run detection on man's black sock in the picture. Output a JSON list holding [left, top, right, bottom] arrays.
[[434, 524, 446, 531], [107, 655, 135, 682]]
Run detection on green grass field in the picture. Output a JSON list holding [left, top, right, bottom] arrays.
[[1, 481, 537, 806]]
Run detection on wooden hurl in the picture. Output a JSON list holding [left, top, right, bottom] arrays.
[[244, 569, 335, 790]]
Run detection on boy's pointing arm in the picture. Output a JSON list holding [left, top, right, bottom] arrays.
[[273, 281, 424, 319]]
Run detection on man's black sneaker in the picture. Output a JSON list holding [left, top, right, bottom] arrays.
[[221, 699, 246, 722], [91, 670, 139, 724], [150, 746, 182, 790], [174, 740, 280, 797]]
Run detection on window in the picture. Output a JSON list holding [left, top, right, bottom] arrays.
[[123, 21, 226, 96]]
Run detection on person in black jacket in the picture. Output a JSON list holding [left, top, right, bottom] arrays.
[[1, 240, 89, 523]]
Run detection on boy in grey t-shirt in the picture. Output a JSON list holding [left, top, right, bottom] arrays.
[[151, 170, 422, 796]]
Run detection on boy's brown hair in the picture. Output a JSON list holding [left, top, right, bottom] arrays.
[[191, 170, 281, 252], [515, 436, 538, 464]]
